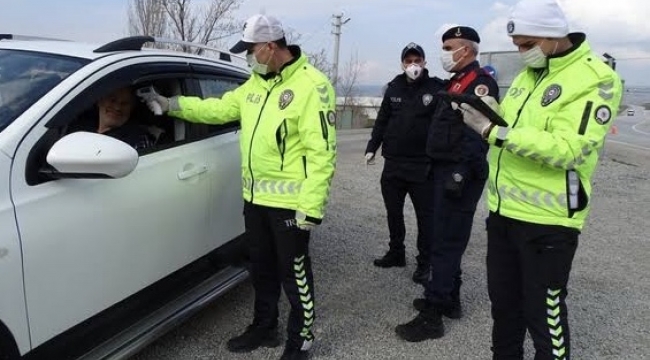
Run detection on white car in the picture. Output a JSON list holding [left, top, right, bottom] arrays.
[[0, 34, 251, 359]]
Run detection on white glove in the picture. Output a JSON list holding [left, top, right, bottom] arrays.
[[458, 102, 493, 138], [136, 86, 169, 115], [365, 152, 375, 165], [297, 219, 316, 231], [295, 211, 317, 231]]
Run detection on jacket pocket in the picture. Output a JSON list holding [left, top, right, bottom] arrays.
[[427, 117, 463, 161], [275, 119, 288, 171]]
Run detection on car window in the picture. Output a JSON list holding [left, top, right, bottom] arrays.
[[65, 78, 190, 156], [199, 78, 240, 99], [0, 49, 89, 133], [195, 77, 243, 137]]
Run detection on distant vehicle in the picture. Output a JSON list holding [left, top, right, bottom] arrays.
[[0, 34, 251, 359], [627, 108, 635, 116]]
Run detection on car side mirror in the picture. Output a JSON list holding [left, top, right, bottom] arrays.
[[44, 132, 139, 179]]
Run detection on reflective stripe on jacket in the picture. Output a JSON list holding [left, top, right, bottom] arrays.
[[169, 47, 337, 222], [486, 33, 622, 230]]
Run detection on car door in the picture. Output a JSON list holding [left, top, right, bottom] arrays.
[[188, 64, 247, 249], [9, 58, 216, 347]]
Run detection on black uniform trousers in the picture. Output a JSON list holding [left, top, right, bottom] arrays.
[[425, 163, 486, 304], [244, 201, 315, 351], [379, 159, 435, 266], [487, 211, 579, 360]]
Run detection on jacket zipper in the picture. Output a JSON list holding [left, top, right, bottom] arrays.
[[276, 119, 287, 171], [248, 85, 276, 203], [495, 69, 548, 213]]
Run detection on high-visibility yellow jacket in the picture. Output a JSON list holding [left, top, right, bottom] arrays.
[[169, 48, 337, 223], [486, 34, 622, 230]]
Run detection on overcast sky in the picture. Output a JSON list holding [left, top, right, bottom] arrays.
[[2, 0, 649, 86]]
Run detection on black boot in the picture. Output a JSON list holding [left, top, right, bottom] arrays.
[[279, 346, 309, 360], [412, 262, 429, 284], [373, 250, 406, 268], [413, 298, 462, 319], [227, 324, 280, 353], [395, 305, 444, 342]]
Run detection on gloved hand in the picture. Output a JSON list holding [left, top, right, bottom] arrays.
[[365, 152, 375, 165], [295, 211, 318, 231], [136, 86, 170, 115], [455, 101, 493, 139], [296, 218, 317, 231]]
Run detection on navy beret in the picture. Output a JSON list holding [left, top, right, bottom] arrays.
[[442, 26, 481, 43]]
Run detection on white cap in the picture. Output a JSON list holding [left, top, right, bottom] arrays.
[[230, 14, 285, 53], [506, 0, 569, 38]]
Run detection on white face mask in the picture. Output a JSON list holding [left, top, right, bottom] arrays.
[[246, 45, 273, 75], [404, 63, 423, 80], [520, 45, 547, 69], [440, 46, 465, 72]]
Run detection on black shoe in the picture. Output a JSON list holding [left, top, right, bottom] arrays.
[[412, 263, 429, 284], [395, 310, 444, 342], [226, 324, 280, 353], [280, 347, 309, 360], [413, 298, 462, 319], [373, 251, 406, 268]]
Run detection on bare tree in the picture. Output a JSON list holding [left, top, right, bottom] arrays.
[[284, 29, 333, 80], [128, 0, 167, 37], [337, 52, 367, 128], [128, 0, 242, 53]]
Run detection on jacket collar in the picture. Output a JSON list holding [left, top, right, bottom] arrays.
[[451, 60, 480, 80], [254, 45, 306, 84], [546, 33, 589, 73]]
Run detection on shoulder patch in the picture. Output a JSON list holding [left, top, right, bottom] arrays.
[[474, 84, 490, 97], [594, 105, 612, 125], [327, 110, 336, 126]]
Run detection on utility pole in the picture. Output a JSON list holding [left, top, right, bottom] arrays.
[[331, 12, 350, 89]]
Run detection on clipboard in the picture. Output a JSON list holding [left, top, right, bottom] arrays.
[[438, 91, 509, 127]]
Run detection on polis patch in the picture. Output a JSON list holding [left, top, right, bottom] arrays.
[[279, 89, 294, 110], [541, 84, 562, 106], [594, 105, 612, 125]]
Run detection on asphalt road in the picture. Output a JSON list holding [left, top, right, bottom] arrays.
[[131, 128, 650, 360], [609, 105, 650, 150]]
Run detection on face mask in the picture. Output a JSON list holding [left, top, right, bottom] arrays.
[[246, 44, 273, 75], [521, 44, 547, 69], [404, 63, 423, 80], [440, 46, 465, 72]]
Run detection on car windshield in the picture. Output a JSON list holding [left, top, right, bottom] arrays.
[[0, 49, 89, 133]]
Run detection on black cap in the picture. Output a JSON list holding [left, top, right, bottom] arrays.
[[401, 42, 425, 61], [442, 26, 481, 43]]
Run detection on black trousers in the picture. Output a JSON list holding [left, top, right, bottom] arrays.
[[487, 212, 579, 360], [244, 202, 315, 351], [425, 163, 486, 304], [380, 160, 435, 266]]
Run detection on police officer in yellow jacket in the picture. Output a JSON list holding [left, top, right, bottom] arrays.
[[139, 14, 336, 360], [456, 1, 622, 359]]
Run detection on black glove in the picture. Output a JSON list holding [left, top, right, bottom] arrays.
[[444, 172, 465, 198]]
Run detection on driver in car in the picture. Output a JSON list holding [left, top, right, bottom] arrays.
[[79, 87, 155, 150]]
